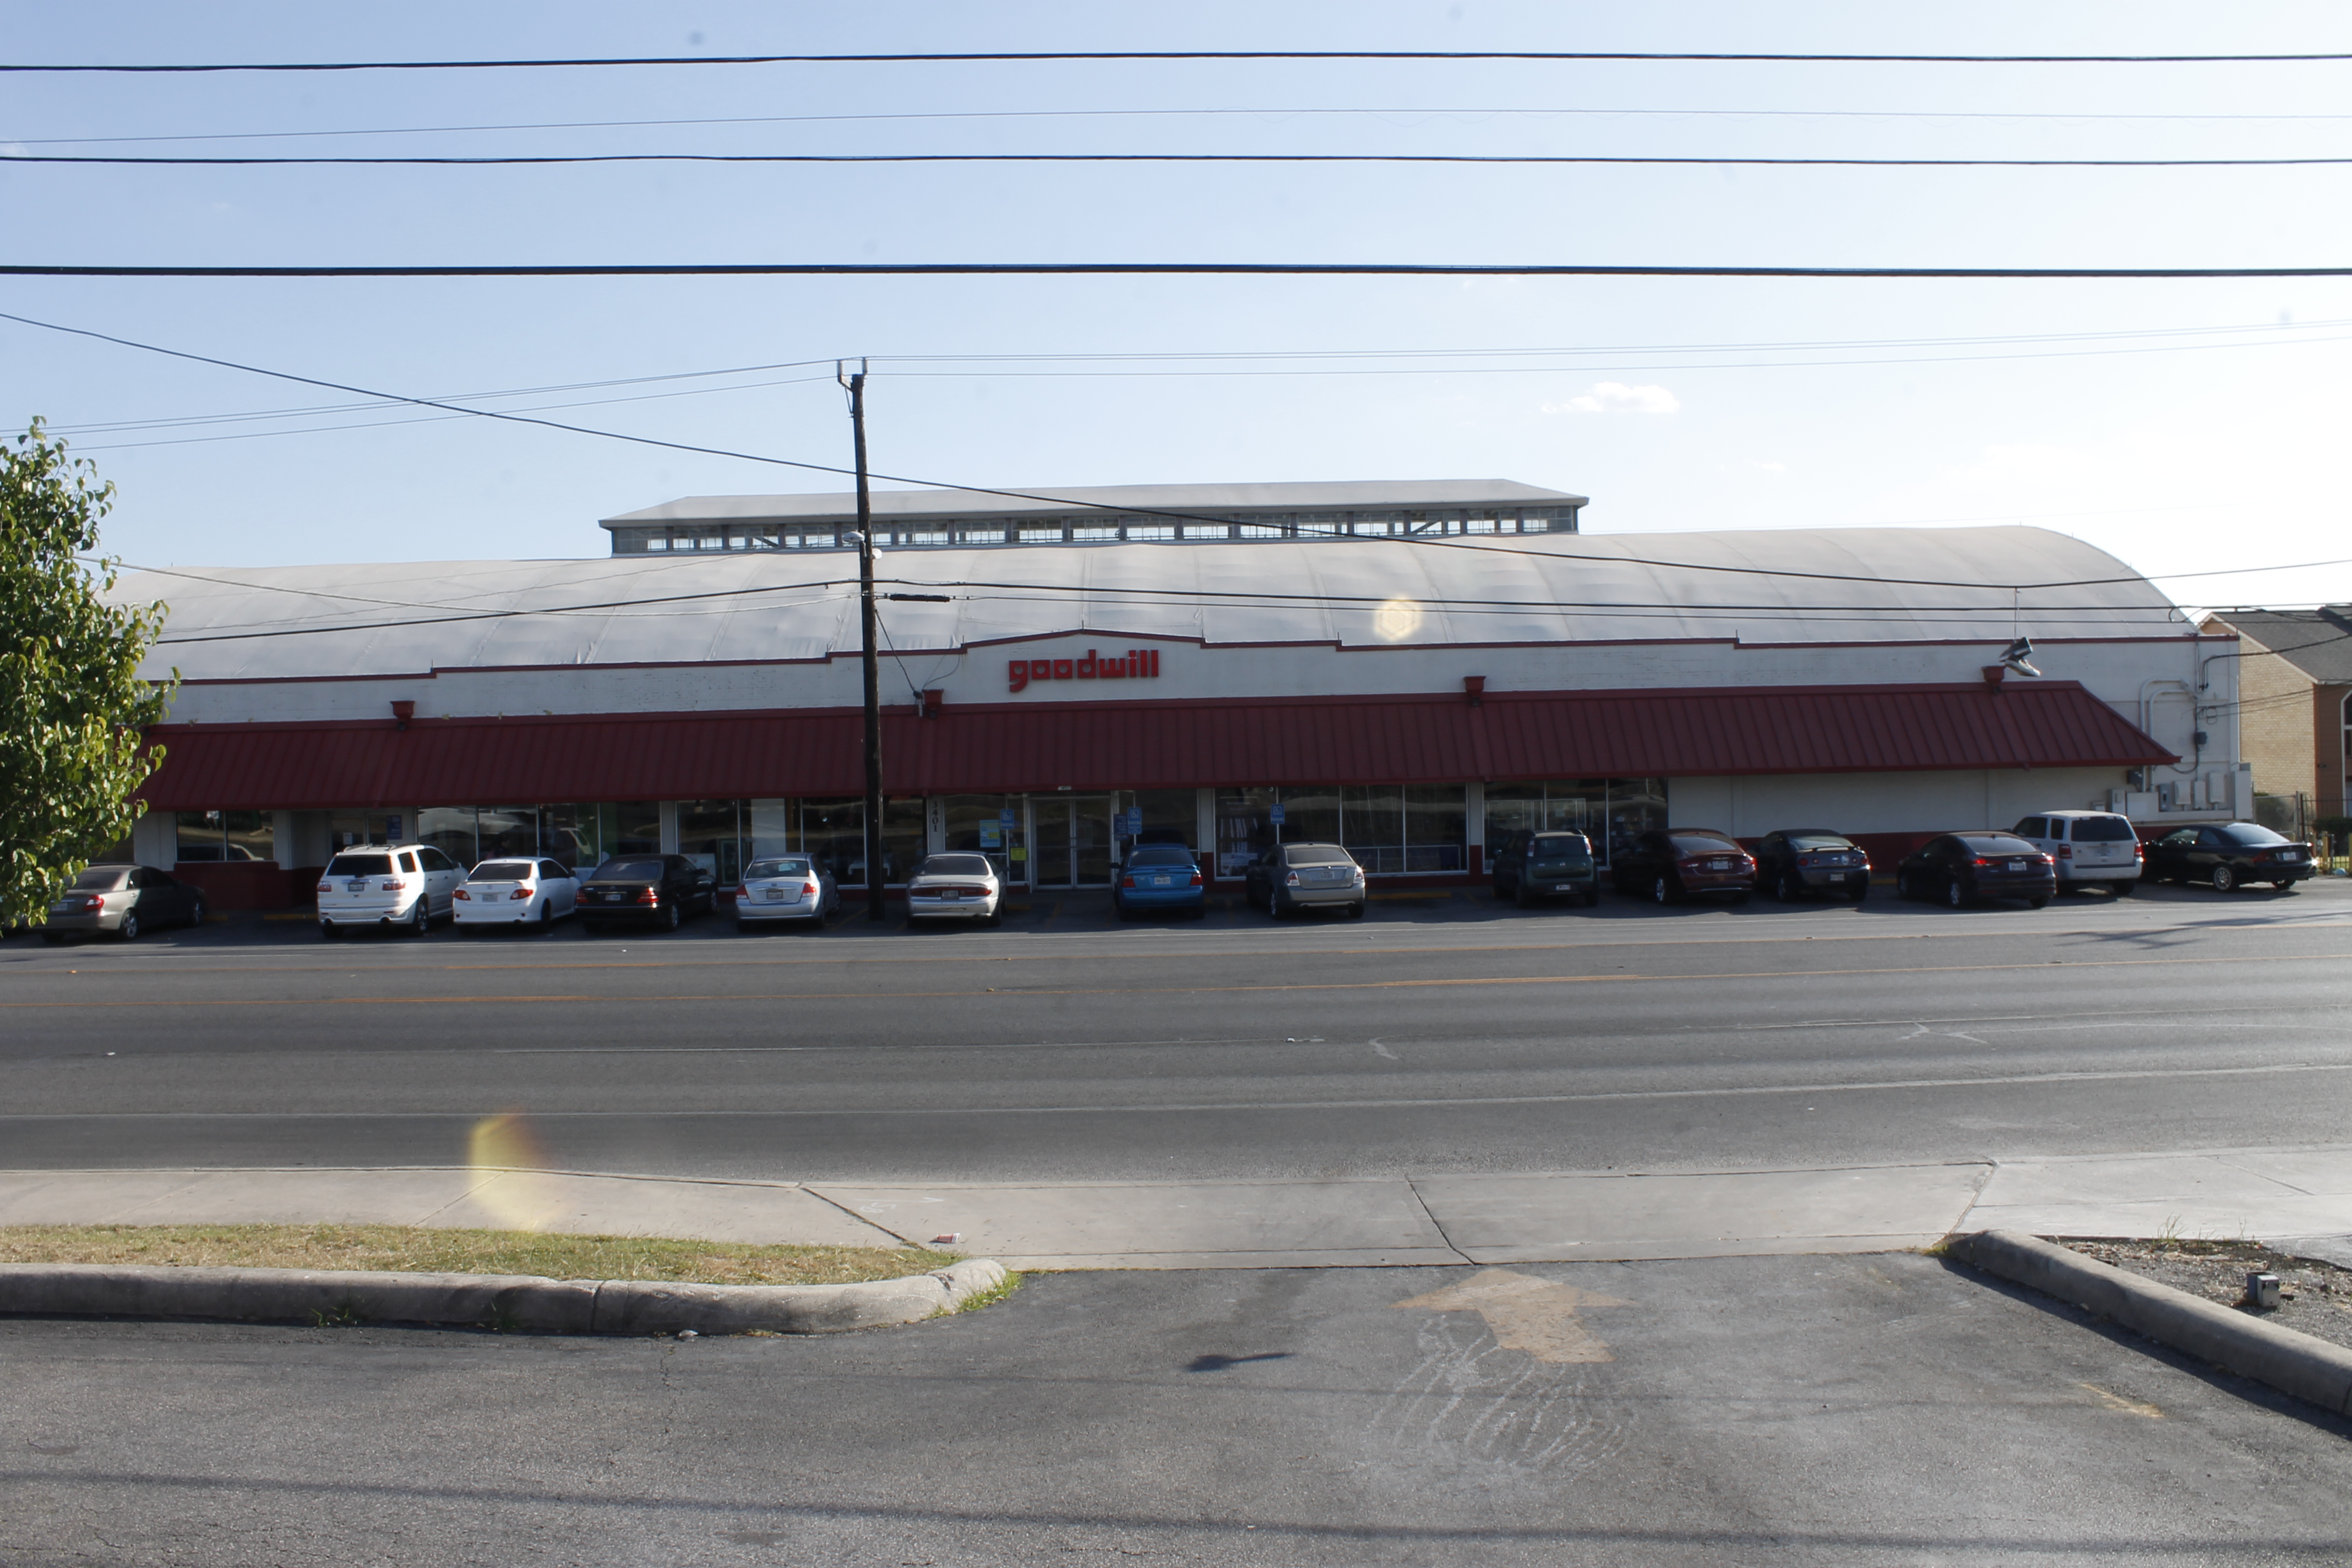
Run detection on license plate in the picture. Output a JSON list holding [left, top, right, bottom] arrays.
[[1151, 876, 1172, 887], [760, 888, 787, 902], [940, 891, 960, 901], [1548, 884, 1571, 893], [2282, 851, 2303, 861], [2007, 861, 2026, 872], [1826, 872, 1846, 882], [346, 880, 368, 893]]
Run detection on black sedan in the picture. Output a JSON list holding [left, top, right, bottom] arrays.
[[576, 854, 715, 932], [1751, 829, 1871, 904], [1895, 833, 2055, 908], [2142, 822, 2315, 892]]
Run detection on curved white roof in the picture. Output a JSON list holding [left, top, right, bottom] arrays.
[[119, 525, 2186, 685]]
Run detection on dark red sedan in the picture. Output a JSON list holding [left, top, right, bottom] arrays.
[[1611, 828, 1756, 906]]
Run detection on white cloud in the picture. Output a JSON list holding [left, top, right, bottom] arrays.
[[1542, 382, 1681, 416]]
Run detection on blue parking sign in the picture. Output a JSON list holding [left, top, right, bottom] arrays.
[[1269, 803, 1285, 826]]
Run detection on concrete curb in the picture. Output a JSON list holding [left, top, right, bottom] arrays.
[[1948, 1229, 2352, 1418], [0, 1258, 1009, 1336]]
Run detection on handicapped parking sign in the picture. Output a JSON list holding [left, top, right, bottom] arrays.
[[1270, 803, 1285, 825]]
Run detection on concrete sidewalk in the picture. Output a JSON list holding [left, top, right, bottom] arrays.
[[3, 1145, 2346, 1269]]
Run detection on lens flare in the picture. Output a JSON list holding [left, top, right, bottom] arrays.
[[1374, 597, 1424, 641], [467, 1113, 557, 1231]]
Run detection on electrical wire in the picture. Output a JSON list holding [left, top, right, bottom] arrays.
[[10, 48, 2352, 71], [9, 306, 2344, 595], [13, 262, 2352, 279], [22, 150, 2352, 168]]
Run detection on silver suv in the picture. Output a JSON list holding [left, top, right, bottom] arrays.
[[316, 843, 465, 937], [2011, 812, 2143, 894]]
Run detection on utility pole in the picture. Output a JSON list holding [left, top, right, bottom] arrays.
[[847, 360, 885, 922]]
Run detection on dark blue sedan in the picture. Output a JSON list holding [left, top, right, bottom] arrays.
[[1114, 844, 1206, 919]]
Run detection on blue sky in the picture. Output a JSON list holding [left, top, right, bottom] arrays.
[[4, 1, 2349, 611]]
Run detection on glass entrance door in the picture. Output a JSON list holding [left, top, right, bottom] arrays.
[[1030, 795, 1115, 887]]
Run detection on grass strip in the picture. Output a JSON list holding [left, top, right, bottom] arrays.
[[0, 1223, 956, 1287]]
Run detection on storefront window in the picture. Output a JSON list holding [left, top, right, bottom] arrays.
[[1404, 785, 1467, 872], [1482, 781, 1651, 869], [1281, 786, 1341, 847], [678, 798, 750, 885], [943, 794, 1025, 883], [799, 797, 926, 883], [748, 799, 792, 859], [1215, 787, 1278, 877], [1130, 789, 1200, 849], [1337, 785, 1464, 873], [1341, 785, 1404, 872], [174, 810, 275, 863], [418, 807, 478, 869], [598, 802, 661, 860]]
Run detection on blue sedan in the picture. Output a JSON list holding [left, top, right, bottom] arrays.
[[1114, 844, 1206, 919]]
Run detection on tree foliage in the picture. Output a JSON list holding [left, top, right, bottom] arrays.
[[1, 420, 173, 927]]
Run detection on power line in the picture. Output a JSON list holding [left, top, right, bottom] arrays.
[[20, 105, 2352, 150], [4, 306, 2335, 594], [22, 150, 2352, 168], [9, 49, 2352, 72], [11, 262, 2352, 279]]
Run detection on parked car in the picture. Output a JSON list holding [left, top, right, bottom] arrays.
[[2011, 811, 2142, 895], [452, 857, 579, 932], [1611, 829, 1755, 905], [905, 852, 1003, 925], [1750, 829, 1871, 904], [576, 854, 715, 933], [1490, 829, 1600, 908], [734, 854, 838, 932], [1895, 832, 2056, 908], [41, 864, 206, 943], [317, 843, 465, 938], [1114, 843, 1206, 919], [1244, 842, 1366, 918], [2142, 821, 2315, 892]]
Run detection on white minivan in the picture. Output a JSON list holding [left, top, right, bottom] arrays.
[[2011, 812, 2143, 894], [316, 843, 466, 938]]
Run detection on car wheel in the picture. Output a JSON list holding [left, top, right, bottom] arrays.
[[40, 932, 65, 944], [1777, 872, 1802, 903], [319, 922, 340, 940], [1514, 879, 1533, 910], [410, 901, 430, 937], [1729, 891, 1751, 906], [1583, 889, 1601, 908], [537, 902, 553, 931], [2113, 880, 2137, 897], [188, 895, 208, 928], [1895, 870, 1914, 901], [1348, 901, 1366, 919], [115, 911, 140, 942], [2211, 864, 2239, 894], [1849, 884, 1869, 904], [2273, 880, 2298, 892], [1651, 875, 1673, 905], [1945, 878, 1967, 909], [661, 901, 681, 931], [2029, 895, 2051, 909]]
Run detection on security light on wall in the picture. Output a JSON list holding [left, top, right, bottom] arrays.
[[1999, 638, 2042, 677]]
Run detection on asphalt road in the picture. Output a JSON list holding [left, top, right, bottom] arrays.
[[9, 1253, 2352, 1566], [4, 879, 2346, 1183]]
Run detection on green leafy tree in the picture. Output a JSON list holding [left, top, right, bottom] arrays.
[[1, 420, 173, 927]]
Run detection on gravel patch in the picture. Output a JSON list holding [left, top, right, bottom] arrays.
[[2057, 1237, 2352, 1354]]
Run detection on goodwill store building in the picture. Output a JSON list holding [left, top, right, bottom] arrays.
[[115, 479, 2242, 909]]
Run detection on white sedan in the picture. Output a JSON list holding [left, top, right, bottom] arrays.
[[734, 854, 837, 932], [452, 857, 580, 932], [905, 852, 1003, 926]]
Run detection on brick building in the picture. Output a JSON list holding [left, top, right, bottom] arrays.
[[2202, 607, 2352, 820]]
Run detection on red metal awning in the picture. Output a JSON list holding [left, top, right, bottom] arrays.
[[132, 682, 2177, 810]]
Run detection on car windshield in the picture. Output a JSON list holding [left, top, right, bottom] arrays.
[[325, 854, 393, 877], [745, 858, 813, 880], [1530, 835, 1590, 859], [2068, 817, 2139, 842], [2216, 824, 2290, 847], [1959, 835, 2036, 856], [1787, 834, 1852, 851], [1670, 835, 1737, 856], [1128, 846, 1195, 867], [470, 861, 535, 881], [72, 867, 131, 890], [1283, 846, 1351, 866], [917, 854, 994, 878], [592, 859, 667, 880]]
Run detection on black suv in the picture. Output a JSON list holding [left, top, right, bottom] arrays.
[[578, 853, 716, 933], [1490, 829, 1600, 908]]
